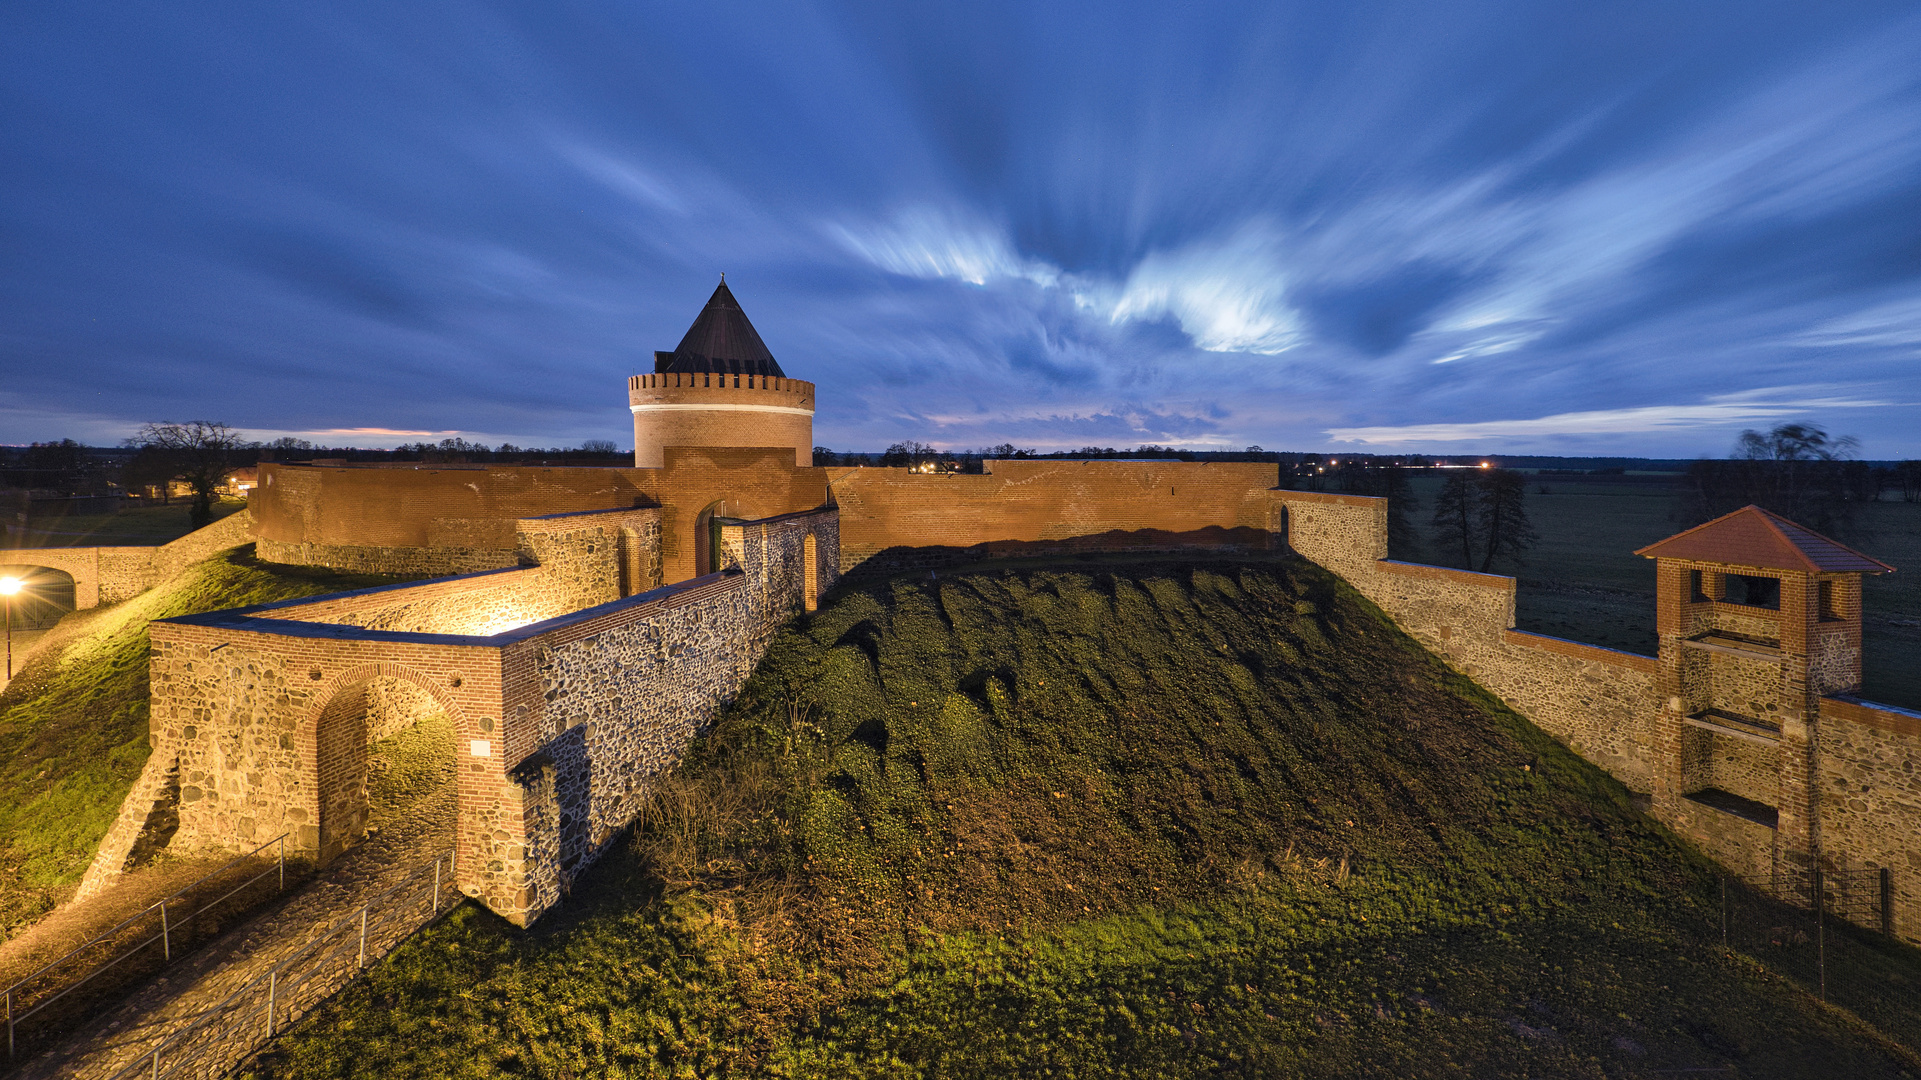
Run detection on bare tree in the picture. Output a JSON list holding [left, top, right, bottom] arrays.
[[1686, 422, 1863, 531], [881, 441, 939, 469], [1475, 468, 1539, 572], [127, 421, 244, 527], [1429, 468, 1539, 571], [1430, 473, 1477, 567]]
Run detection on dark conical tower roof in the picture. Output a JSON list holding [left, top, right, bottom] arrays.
[[653, 280, 785, 378]]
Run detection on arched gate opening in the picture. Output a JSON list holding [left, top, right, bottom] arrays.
[[312, 674, 458, 863]]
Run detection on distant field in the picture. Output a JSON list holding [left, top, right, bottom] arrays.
[[1, 498, 246, 550], [1403, 474, 1919, 710]]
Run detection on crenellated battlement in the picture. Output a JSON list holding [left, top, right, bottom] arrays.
[[628, 372, 815, 468], [628, 371, 814, 399]]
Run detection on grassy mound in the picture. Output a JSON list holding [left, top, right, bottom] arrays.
[[0, 546, 414, 934], [251, 556, 1920, 1078]]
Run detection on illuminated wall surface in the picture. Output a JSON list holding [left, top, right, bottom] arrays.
[[81, 506, 838, 925]]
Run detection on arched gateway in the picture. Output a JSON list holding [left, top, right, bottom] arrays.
[[306, 667, 460, 862]]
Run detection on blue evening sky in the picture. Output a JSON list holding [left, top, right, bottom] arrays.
[[3, 1, 1919, 457]]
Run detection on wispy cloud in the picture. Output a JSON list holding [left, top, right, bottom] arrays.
[[838, 212, 1304, 354], [1325, 388, 1893, 445], [1105, 226, 1303, 354], [1794, 295, 1921, 349], [831, 208, 1058, 287], [7, 3, 1921, 456]]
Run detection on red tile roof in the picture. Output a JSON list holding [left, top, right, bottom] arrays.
[[1635, 505, 1894, 574]]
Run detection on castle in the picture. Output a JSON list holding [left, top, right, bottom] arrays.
[[16, 281, 1914, 935]]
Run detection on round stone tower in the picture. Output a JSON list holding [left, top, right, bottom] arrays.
[[629, 279, 815, 468]]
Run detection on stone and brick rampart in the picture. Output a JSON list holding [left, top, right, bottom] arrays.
[[1272, 491, 1664, 791], [828, 459, 1284, 571], [80, 503, 839, 926], [1814, 697, 1921, 931], [249, 451, 829, 584], [1273, 487, 1921, 938], [251, 464, 654, 555], [1, 509, 255, 609]]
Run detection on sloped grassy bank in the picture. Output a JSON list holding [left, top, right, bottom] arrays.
[[252, 556, 1918, 1078], [0, 546, 414, 934]]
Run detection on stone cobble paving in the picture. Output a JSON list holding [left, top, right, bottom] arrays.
[[18, 786, 455, 1080]]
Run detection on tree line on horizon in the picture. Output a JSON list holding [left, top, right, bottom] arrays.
[[0, 425, 633, 529], [8, 421, 1916, 537]]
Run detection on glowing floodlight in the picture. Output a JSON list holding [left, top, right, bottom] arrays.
[[1, 575, 18, 678]]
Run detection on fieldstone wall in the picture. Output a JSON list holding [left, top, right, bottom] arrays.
[[245, 569, 539, 636], [79, 501, 837, 927], [1275, 489, 1921, 941], [2, 509, 256, 610], [509, 506, 840, 905], [255, 537, 518, 578], [1273, 491, 1660, 792], [1817, 697, 1921, 939], [1680, 726, 1779, 808], [1662, 794, 1778, 879]]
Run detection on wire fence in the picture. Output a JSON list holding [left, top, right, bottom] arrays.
[[1719, 866, 1921, 1050], [3, 835, 290, 1063], [102, 848, 456, 1080]]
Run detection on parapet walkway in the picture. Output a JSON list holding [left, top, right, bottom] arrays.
[[17, 786, 456, 1079]]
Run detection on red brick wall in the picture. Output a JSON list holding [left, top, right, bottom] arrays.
[[827, 460, 1281, 569], [253, 464, 655, 550], [252, 454, 830, 586]]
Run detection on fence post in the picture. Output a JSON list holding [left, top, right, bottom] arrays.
[[1813, 868, 1826, 1002], [359, 906, 369, 970], [160, 900, 171, 962], [279, 834, 286, 891], [8, 987, 13, 1060], [434, 857, 442, 914], [1882, 867, 1894, 937], [267, 970, 277, 1038], [151, 1045, 160, 1079]]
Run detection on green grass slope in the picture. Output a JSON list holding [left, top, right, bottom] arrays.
[[0, 546, 414, 933], [252, 555, 1921, 1078]]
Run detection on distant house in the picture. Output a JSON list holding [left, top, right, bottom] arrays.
[[220, 467, 258, 497]]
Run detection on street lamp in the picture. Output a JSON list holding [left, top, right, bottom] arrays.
[[0, 576, 19, 680]]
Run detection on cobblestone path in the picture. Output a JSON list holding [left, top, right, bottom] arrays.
[[17, 785, 456, 1080]]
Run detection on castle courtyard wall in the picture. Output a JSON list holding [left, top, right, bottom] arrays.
[[250, 451, 829, 584], [80, 503, 839, 926], [1273, 491, 1662, 793], [3, 508, 256, 609], [1815, 697, 1921, 937], [64, 452, 1921, 941], [827, 459, 1284, 571]]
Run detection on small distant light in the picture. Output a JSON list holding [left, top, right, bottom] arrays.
[[0, 577, 19, 596], [1480, 461, 1491, 469]]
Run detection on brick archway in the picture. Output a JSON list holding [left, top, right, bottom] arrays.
[[301, 663, 464, 863]]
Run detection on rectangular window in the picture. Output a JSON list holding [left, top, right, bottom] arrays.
[[1722, 573, 1780, 610], [1819, 579, 1844, 622]]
